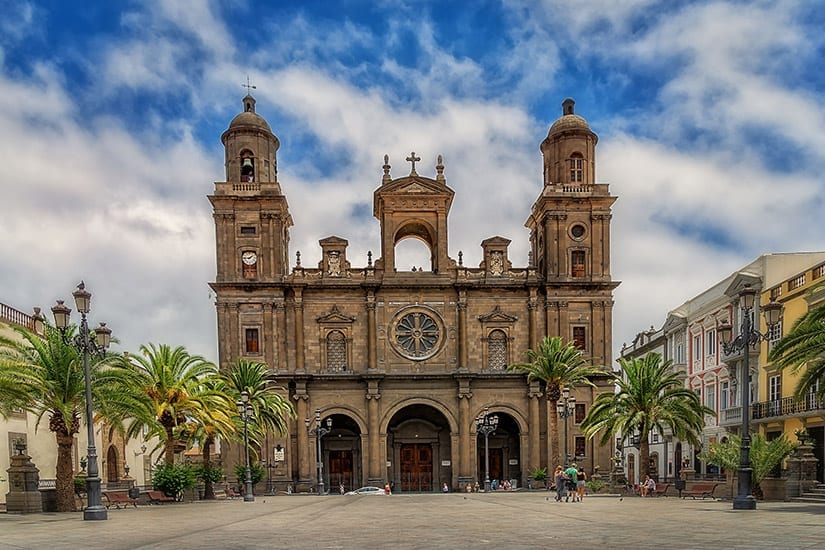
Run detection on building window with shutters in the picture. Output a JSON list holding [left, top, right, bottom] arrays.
[[571, 250, 586, 277], [245, 328, 259, 354], [326, 330, 347, 372], [574, 436, 586, 458], [569, 152, 583, 182], [572, 326, 586, 350], [487, 329, 508, 371]]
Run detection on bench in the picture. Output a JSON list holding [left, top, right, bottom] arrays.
[[103, 491, 138, 509], [147, 490, 176, 504], [652, 483, 670, 497], [681, 483, 718, 500]]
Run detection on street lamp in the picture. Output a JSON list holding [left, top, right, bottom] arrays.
[[556, 387, 576, 468], [475, 407, 499, 492], [305, 409, 332, 495], [236, 391, 255, 502], [51, 281, 112, 521], [717, 284, 782, 511]]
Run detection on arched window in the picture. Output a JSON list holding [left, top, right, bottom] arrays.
[[240, 150, 255, 182], [569, 152, 583, 183], [326, 330, 347, 372], [487, 330, 508, 371]]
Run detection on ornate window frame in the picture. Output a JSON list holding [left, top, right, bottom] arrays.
[[478, 305, 517, 371], [317, 305, 355, 372], [389, 305, 445, 361]]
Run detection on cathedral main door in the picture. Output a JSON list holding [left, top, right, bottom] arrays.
[[400, 444, 433, 492], [328, 450, 354, 492]]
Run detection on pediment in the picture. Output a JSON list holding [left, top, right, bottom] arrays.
[[724, 272, 761, 300], [380, 175, 453, 196], [319, 236, 349, 246], [478, 305, 518, 323], [316, 305, 356, 323]]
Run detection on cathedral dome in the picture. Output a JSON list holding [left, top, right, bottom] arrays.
[[547, 98, 592, 137], [227, 94, 272, 133]]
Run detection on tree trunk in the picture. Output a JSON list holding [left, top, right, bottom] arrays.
[[202, 436, 215, 500], [640, 437, 650, 480], [549, 401, 561, 470], [55, 433, 76, 512], [164, 425, 175, 466]]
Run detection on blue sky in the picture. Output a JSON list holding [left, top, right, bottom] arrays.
[[1, 0, 824, 362]]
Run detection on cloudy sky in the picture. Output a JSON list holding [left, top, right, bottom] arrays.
[[1, 0, 823, 364]]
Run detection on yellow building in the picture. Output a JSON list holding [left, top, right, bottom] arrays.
[[755, 261, 825, 482]]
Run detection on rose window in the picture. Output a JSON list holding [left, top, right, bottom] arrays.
[[393, 311, 441, 359]]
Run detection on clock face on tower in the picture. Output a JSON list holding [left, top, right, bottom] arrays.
[[242, 251, 258, 265]]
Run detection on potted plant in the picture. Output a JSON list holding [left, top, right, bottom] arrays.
[[528, 466, 547, 489]]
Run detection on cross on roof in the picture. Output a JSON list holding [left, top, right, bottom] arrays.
[[242, 75, 257, 94], [406, 152, 421, 175]]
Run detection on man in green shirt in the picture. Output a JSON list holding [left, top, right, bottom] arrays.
[[564, 463, 579, 502]]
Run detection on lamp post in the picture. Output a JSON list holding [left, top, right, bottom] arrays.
[[556, 387, 576, 468], [236, 391, 255, 502], [50, 281, 112, 521], [717, 284, 782, 511], [475, 407, 499, 492], [305, 409, 332, 495]]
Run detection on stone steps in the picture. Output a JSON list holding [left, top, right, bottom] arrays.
[[790, 483, 825, 503]]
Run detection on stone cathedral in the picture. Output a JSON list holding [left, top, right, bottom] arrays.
[[209, 95, 618, 492]]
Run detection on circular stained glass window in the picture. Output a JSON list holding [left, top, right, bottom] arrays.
[[392, 310, 442, 360]]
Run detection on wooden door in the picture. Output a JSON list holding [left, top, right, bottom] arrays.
[[400, 444, 433, 492], [328, 450, 353, 492], [478, 448, 503, 483]]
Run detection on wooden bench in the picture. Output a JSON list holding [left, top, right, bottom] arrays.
[[147, 490, 176, 504], [652, 483, 670, 497], [103, 491, 138, 509], [681, 483, 718, 500], [225, 487, 240, 500]]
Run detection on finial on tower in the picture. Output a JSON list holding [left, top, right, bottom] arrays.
[[436, 154, 445, 183], [382, 154, 392, 184]]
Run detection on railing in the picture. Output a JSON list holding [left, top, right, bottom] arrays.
[[0, 302, 36, 330], [752, 395, 825, 420], [722, 406, 742, 424]]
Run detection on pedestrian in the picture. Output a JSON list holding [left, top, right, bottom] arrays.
[[553, 465, 566, 502], [641, 475, 655, 497], [577, 466, 587, 501], [385, 482, 392, 495], [339, 483, 345, 495], [442, 482, 449, 493], [564, 463, 579, 502]]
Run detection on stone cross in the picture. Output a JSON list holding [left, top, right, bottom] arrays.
[[243, 76, 256, 94], [406, 152, 421, 175]]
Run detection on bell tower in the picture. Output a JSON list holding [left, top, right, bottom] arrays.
[[526, 98, 618, 366], [209, 94, 293, 284]]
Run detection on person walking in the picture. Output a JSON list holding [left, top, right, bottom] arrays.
[[564, 463, 579, 502], [553, 465, 566, 502], [576, 466, 587, 501]]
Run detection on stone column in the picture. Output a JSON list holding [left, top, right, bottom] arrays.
[[293, 382, 311, 486], [275, 298, 287, 370], [366, 291, 377, 372], [527, 289, 538, 348], [457, 378, 473, 485], [528, 381, 542, 473], [366, 378, 383, 485], [457, 291, 468, 370], [293, 288, 305, 372]]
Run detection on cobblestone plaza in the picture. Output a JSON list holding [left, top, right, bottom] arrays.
[[1, 493, 822, 549]]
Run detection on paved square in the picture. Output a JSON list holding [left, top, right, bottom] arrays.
[[1, 493, 823, 549]]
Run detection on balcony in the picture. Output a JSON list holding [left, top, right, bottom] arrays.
[[721, 406, 743, 426], [752, 395, 825, 420]]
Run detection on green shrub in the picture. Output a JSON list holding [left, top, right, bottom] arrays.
[[152, 464, 197, 500], [234, 462, 266, 486], [586, 479, 607, 493], [195, 464, 224, 484], [528, 466, 547, 481], [73, 477, 87, 494]]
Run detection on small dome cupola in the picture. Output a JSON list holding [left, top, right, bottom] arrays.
[[540, 98, 598, 186], [221, 93, 280, 183]]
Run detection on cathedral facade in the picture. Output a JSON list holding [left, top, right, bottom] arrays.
[[209, 96, 618, 492]]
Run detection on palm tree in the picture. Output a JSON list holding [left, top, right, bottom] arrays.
[[182, 378, 236, 499], [699, 433, 795, 498], [581, 352, 713, 479], [116, 344, 219, 465], [0, 324, 130, 512], [768, 298, 825, 400], [221, 359, 295, 444], [508, 336, 606, 469]]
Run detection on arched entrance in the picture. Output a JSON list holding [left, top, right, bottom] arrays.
[[106, 446, 119, 482], [387, 404, 452, 492], [325, 414, 362, 493], [476, 412, 521, 488]]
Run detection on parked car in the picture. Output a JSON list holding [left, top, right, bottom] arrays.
[[344, 486, 386, 496]]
